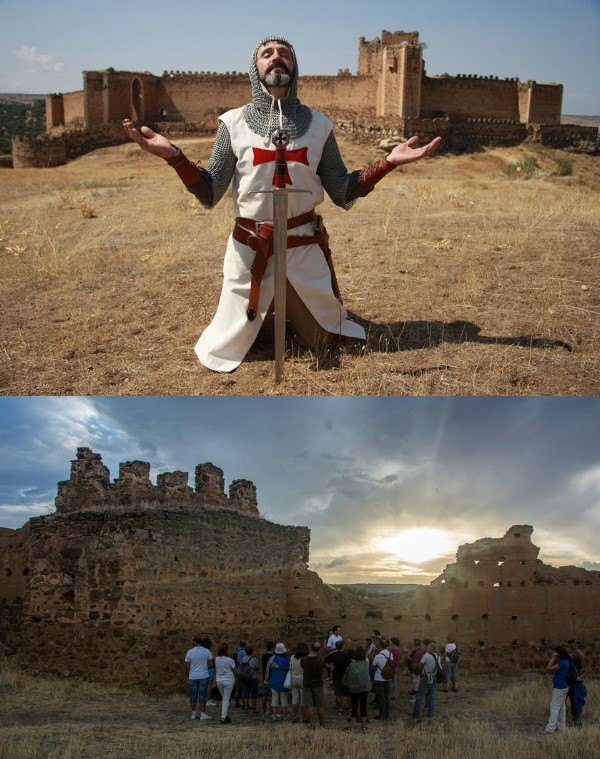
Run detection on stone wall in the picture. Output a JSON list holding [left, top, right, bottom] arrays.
[[2, 450, 599, 690], [15, 27, 589, 169], [55, 447, 259, 515], [1, 507, 308, 691], [11, 135, 67, 168], [421, 76, 521, 121]]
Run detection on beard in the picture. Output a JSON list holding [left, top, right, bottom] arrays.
[[262, 62, 292, 88]]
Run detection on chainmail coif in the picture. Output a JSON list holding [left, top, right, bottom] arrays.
[[242, 35, 312, 143]]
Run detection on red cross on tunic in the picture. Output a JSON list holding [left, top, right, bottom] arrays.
[[252, 146, 309, 186]]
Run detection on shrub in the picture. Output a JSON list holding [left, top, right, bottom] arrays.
[[502, 156, 538, 179]]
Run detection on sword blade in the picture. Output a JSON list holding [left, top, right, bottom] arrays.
[[272, 187, 288, 383]]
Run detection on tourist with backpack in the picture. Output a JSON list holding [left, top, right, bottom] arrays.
[[371, 638, 394, 720], [412, 641, 442, 719], [238, 644, 259, 714], [341, 646, 371, 730], [442, 634, 460, 692], [265, 642, 290, 721]]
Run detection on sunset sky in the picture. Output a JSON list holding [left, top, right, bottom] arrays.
[[1, 0, 599, 114], [1, 396, 598, 585]]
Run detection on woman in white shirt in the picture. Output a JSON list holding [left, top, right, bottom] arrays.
[[215, 643, 237, 724]]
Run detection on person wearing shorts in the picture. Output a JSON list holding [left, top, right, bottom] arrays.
[[185, 635, 214, 721], [301, 641, 326, 727]]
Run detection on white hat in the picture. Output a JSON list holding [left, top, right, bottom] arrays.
[[275, 642, 287, 654]]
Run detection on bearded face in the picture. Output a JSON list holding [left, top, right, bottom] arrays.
[[256, 41, 295, 91]]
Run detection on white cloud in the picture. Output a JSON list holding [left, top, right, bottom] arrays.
[[572, 465, 600, 493], [0, 501, 54, 524], [15, 46, 65, 73]]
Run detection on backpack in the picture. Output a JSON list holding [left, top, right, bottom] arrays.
[[379, 652, 394, 681], [238, 656, 255, 681], [566, 661, 580, 686], [449, 648, 460, 665], [436, 656, 445, 684]]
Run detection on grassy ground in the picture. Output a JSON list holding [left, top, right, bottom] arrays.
[[1, 139, 598, 396], [0, 658, 598, 759]]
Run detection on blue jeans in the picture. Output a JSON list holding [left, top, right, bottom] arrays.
[[189, 677, 209, 706], [413, 677, 436, 717]]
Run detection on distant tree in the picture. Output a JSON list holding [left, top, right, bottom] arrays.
[[0, 99, 46, 155]]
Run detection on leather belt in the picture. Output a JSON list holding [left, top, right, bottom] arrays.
[[232, 210, 340, 321]]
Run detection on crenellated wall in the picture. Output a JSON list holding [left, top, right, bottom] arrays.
[[15, 28, 593, 168], [1, 449, 599, 691]]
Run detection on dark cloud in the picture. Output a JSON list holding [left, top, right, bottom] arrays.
[[0, 397, 598, 584]]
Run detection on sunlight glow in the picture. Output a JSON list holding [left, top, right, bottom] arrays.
[[374, 527, 454, 564]]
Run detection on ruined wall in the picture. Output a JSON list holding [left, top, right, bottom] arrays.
[[160, 73, 249, 122], [2, 447, 600, 690], [55, 447, 259, 515], [19, 28, 586, 169], [421, 76, 521, 120], [11, 135, 67, 168], [1, 508, 308, 691], [527, 82, 563, 124], [63, 91, 85, 126]]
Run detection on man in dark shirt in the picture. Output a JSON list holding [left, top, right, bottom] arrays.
[[260, 640, 275, 717], [301, 641, 327, 726], [325, 640, 351, 714]]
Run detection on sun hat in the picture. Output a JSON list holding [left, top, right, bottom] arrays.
[[275, 642, 287, 654]]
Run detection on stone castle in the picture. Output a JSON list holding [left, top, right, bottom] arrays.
[[12, 29, 597, 168], [1, 447, 598, 692]]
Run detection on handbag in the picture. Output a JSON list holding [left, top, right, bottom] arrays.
[[283, 668, 292, 690]]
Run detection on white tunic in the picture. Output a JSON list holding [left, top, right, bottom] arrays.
[[194, 107, 365, 373]]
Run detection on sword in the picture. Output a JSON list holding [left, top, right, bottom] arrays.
[[250, 128, 310, 383]]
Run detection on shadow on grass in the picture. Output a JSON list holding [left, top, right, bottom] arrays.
[[349, 316, 574, 354], [245, 315, 572, 372]]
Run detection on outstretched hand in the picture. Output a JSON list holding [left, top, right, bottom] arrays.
[[122, 119, 176, 159], [386, 135, 442, 167]]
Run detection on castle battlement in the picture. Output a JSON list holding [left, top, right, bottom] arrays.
[[55, 447, 258, 515]]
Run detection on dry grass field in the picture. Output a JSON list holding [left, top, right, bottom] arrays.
[[0, 658, 598, 759], [1, 138, 598, 396]]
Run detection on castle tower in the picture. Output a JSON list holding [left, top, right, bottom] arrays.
[[55, 447, 111, 512], [113, 460, 157, 505], [195, 463, 228, 506], [375, 34, 423, 118], [229, 479, 259, 514]]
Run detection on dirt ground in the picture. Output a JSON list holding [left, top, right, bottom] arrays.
[[1, 138, 599, 396], [0, 674, 552, 736]]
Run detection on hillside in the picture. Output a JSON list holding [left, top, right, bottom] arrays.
[[0, 97, 46, 154]]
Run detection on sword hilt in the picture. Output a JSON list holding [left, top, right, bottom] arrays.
[[271, 129, 289, 189]]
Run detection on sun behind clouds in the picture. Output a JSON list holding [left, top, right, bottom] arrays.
[[374, 527, 455, 564]]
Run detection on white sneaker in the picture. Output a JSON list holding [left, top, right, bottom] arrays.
[[200, 713, 212, 721], [191, 712, 198, 719]]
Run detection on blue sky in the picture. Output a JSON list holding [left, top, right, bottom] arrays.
[[1, 0, 599, 114], [1, 396, 599, 584]]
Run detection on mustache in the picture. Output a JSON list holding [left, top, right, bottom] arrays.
[[267, 60, 292, 76]]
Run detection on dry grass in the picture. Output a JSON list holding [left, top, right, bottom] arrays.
[[0, 139, 598, 395], [1, 658, 598, 759]]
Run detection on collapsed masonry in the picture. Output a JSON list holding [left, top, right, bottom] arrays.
[[55, 446, 258, 514], [1, 448, 599, 691]]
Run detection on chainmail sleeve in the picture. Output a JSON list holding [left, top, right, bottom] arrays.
[[317, 131, 369, 210], [185, 121, 237, 209]]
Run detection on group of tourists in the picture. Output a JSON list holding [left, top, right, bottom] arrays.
[[184, 628, 462, 728], [184, 631, 588, 731]]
